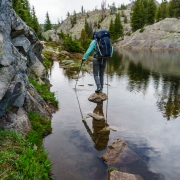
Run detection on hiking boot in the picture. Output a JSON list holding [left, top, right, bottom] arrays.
[[95, 88, 102, 93]]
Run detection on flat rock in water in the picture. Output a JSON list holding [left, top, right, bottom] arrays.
[[101, 138, 140, 165], [88, 84, 94, 86], [88, 93, 108, 103], [88, 113, 105, 121], [109, 171, 143, 180]]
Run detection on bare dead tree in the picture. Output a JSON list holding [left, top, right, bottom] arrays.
[[101, 0, 106, 19]]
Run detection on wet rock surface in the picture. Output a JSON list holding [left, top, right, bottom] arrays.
[[101, 138, 140, 165], [88, 92, 108, 103], [109, 170, 143, 180]]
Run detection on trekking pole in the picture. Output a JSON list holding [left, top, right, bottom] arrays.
[[105, 60, 109, 125], [75, 61, 83, 89]]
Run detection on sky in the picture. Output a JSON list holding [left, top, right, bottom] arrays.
[[28, 0, 162, 24]]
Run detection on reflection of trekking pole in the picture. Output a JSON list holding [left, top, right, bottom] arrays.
[[75, 61, 83, 89], [106, 60, 109, 124]]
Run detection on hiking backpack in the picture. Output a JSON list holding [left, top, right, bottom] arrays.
[[95, 30, 112, 59]]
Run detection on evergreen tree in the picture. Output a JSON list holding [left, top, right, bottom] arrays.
[[12, 0, 41, 36], [168, 0, 180, 18], [114, 13, 123, 39], [146, 0, 156, 25], [44, 12, 52, 31], [67, 12, 70, 17], [30, 6, 40, 34], [84, 18, 92, 38], [131, 0, 145, 32], [109, 19, 115, 40], [71, 10, 77, 27], [79, 29, 90, 49], [155, 5, 161, 21], [161, 0, 168, 19]]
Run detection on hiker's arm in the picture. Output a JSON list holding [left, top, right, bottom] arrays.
[[82, 40, 96, 60]]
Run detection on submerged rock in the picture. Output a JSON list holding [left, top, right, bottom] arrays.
[[101, 138, 140, 165], [88, 93, 108, 103], [109, 170, 143, 180]]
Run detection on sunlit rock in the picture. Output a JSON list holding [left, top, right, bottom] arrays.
[[109, 170, 143, 180], [88, 92, 108, 103]]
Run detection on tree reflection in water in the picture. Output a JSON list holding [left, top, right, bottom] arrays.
[[109, 49, 180, 120]]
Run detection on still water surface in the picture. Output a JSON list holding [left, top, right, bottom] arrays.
[[44, 49, 180, 180]]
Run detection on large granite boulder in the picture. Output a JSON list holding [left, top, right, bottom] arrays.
[[42, 30, 59, 42], [0, 0, 51, 134], [115, 18, 180, 50]]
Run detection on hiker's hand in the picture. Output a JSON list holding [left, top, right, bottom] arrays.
[[82, 58, 86, 62]]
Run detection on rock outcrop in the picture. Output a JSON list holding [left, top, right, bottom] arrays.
[[0, 0, 51, 134], [115, 18, 180, 50], [42, 30, 59, 42], [57, 9, 131, 39]]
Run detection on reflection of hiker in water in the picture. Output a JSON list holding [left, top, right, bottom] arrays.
[[82, 102, 110, 151]]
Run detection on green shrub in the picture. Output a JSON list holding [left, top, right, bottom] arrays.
[[62, 35, 83, 53], [28, 77, 58, 106]]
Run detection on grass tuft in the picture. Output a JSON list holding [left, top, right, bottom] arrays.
[[0, 111, 52, 180], [29, 77, 58, 107]]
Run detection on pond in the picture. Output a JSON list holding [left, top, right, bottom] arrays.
[[44, 49, 180, 180]]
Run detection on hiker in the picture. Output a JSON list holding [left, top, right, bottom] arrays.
[[82, 30, 113, 93]]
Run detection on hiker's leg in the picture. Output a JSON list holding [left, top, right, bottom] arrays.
[[99, 60, 107, 90], [93, 60, 101, 89]]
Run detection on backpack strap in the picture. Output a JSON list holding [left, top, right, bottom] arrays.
[[96, 39, 103, 57]]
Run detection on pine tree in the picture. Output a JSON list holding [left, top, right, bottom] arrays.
[[146, 0, 156, 25], [161, 0, 168, 19], [169, 0, 180, 18], [131, 0, 145, 32], [30, 6, 40, 34], [84, 18, 92, 38], [114, 13, 123, 39], [156, 5, 161, 21], [109, 19, 115, 40], [44, 12, 52, 32]]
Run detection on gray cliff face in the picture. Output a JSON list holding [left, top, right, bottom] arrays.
[[0, 0, 51, 134], [115, 18, 180, 50]]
